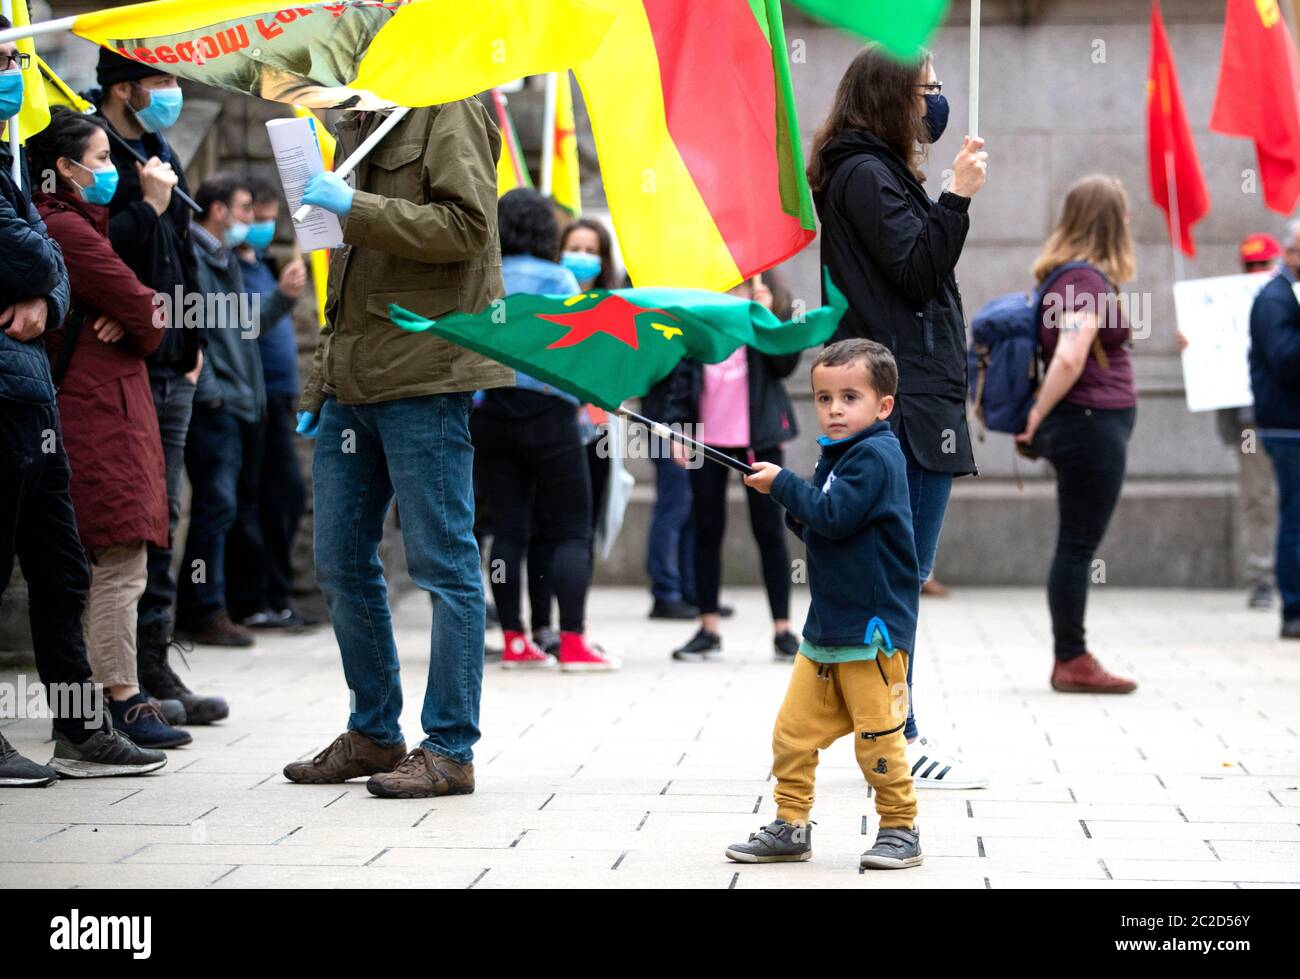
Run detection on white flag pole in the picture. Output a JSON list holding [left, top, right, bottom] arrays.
[[292, 104, 410, 223], [0, 0, 350, 44], [969, 0, 981, 140], [0, 13, 75, 46], [2, 0, 20, 187], [1165, 147, 1186, 282], [1155, 59, 1186, 283], [539, 72, 558, 196]]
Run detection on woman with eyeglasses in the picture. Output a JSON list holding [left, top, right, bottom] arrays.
[[808, 45, 989, 790]]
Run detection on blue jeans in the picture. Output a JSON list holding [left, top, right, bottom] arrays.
[[177, 400, 242, 625], [1264, 435, 1300, 621], [646, 448, 695, 604], [900, 429, 954, 741], [313, 393, 484, 764]]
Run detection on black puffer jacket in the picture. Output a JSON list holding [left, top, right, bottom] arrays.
[[814, 129, 975, 475], [0, 145, 69, 405], [662, 348, 800, 453], [96, 109, 201, 374]]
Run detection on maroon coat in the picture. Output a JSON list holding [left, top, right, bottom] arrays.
[[36, 190, 168, 553]]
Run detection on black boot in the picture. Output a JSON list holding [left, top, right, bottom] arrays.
[[137, 627, 230, 726]]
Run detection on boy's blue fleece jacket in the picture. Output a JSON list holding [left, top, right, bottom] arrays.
[[770, 420, 920, 652]]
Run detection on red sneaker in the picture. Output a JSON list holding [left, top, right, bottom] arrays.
[[559, 632, 622, 672], [501, 631, 556, 670], [1051, 652, 1136, 694]]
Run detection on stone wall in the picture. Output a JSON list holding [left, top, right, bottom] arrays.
[[593, 1, 1274, 590]]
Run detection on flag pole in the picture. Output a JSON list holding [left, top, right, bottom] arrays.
[[2, 0, 20, 186], [969, 0, 981, 139], [1164, 148, 1185, 282], [540, 72, 558, 196], [293, 105, 410, 223], [0, 13, 74, 45], [1158, 59, 1186, 282], [0, 0, 350, 45], [613, 405, 757, 477]]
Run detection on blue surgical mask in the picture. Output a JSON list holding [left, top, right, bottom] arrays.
[[245, 219, 276, 250], [923, 93, 949, 144], [0, 68, 24, 121], [134, 86, 183, 133], [562, 250, 602, 284], [72, 159, 120, 206], [223, 220, 250, 249]]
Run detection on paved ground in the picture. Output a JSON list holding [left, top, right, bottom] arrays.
[[2, 586, 1299, 889]]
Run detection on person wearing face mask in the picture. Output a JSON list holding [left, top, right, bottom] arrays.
[[177, 174, 305, 649], [559, 218, 613, 291], [91, 49, 228, 724], [225, 176, 311, 631], [27, 110, 190, 749], [809, 46, 989, 790], [0, 28, 168, 784], [520, 216, 620, 648]]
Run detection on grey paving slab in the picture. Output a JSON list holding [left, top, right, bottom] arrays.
[[1, 586, 1297, 888]]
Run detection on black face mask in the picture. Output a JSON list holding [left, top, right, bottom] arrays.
[[923, 94, 950, 143]]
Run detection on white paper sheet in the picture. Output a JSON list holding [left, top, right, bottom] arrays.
[[266, 116, 343, 252], [1174, 272, 1273, 413]]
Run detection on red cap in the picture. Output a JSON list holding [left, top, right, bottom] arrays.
[[1240, 233, 1282, 264]]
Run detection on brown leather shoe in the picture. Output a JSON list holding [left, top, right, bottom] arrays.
[[366, 746, 475, 799], [1051, 652, 1137, 694], [921, 577, 950, 598], [283, 731, 406, 784], [191, 610, 255, 648]]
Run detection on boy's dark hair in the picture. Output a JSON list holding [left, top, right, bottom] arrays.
[[195, 173, 250, 220], [25, 109, 109, 193], [0, 14, 10, 30], [812, 339, 898, 397], [499, 187, 560, 261]]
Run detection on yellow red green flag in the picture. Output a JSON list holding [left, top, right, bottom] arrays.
[[43, 0, 814, 289], [551, 71, 581, 216], [3, 0, 51, 144]]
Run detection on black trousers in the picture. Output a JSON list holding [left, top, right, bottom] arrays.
[[472, 393, 593, 634], [0, 400, 102, 737], [228, 394, 304, 617], [1033, 402, 1136, 661], [689, 444, 790, 621], [137, 369, 195, 643]]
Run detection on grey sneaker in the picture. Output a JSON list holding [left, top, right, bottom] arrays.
[[725, 818, 812, 863], [1248, 583, 1273, 610], [48, 728, 167, 778], [860, 826, 923, 869], [0, 733, 58, 788]]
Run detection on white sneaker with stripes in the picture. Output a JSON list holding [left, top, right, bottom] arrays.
[[906, 736, 989, 790]]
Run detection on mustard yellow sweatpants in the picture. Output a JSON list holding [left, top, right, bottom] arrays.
[[772, 652, 917, 829]]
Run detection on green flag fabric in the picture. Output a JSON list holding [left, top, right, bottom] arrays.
[[788, 0, 949, 58], [390, 274, 848, 411]]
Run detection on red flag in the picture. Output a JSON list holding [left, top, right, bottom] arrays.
[[1147, 1, 1210, 257], [1210, 0, 1300, 215]]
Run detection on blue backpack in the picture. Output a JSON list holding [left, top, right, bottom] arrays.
[[966, 261, 1101, 436]]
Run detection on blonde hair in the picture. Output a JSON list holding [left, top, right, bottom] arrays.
[[1032, 175, 1136, 285]]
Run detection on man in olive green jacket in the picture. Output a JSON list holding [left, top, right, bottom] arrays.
[[286, 99, 513, 799]]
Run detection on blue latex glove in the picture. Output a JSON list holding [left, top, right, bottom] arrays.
[[296, 410, 320, 439], [301, 172, 354, 217]]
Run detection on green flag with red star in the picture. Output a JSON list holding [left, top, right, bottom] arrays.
[[389, 273, 847, 411]]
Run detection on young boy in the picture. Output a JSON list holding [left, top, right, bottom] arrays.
[[726, 339, 922, 869]]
